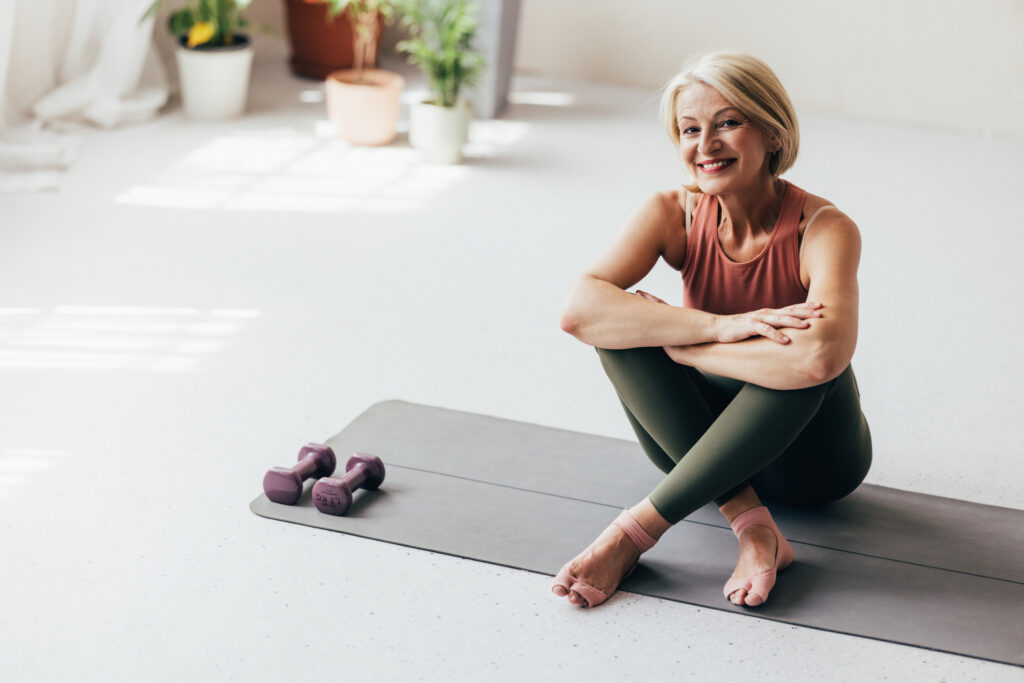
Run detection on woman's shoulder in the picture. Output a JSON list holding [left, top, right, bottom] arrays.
[[669, 187, 705, 214], [621, 189, 691, 271], [644, 188, 687, 217], [798, 188, 858, 239], [797, 188, 862, 288]]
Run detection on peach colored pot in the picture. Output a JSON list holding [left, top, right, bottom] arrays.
[[325, 69, 404, 146]]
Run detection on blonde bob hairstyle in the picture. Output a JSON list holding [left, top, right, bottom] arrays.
[[660, 52, 799, 192]]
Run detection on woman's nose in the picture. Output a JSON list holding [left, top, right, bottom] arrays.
[[698, 130, 720, 155]]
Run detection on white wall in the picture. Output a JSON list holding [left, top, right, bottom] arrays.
[[151, 0, 1023, 140], [514, 0, 1024, 141]]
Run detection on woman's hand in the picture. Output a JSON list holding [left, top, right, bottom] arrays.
[[714, 302, 824, 344], [636, 290, 824, 345]]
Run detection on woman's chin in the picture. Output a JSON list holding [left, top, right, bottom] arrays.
[[696, 177, 732, 194], [695, 172, 758, 195]]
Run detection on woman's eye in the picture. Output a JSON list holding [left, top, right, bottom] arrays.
[[719, 119, 740, 128], [682, 126, 699, 135]]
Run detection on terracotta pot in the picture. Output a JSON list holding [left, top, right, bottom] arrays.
[[283, 0, 380, 80], [325, 68, 404, 146]]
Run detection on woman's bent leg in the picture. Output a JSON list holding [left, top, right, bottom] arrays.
[[598, 347, 871, 521], [585, 350, 872, 609], [646, 374, 833, 523], [596, 347, 727, 475], [648, 365, 871, 522], [752, 365, 872, 505], [551, 348, 727, 607]]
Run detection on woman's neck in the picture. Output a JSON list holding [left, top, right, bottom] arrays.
[[715, 177, 786, 242]]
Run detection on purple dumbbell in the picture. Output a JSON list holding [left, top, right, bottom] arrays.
[[312, 453, 386, 516], [263, 443, 337, 505]]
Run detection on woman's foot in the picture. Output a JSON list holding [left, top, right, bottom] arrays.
[[552, 522, 642, 607], [552, 500, 668, 608], [719, 487, 794, 607], [726, 523, 778, 605]]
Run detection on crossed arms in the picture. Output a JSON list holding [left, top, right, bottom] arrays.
[[559, 192, 862, 391]]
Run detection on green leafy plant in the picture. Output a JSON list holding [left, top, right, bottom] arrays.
[[143, 0, 253, 48], [397, 0, 484, 108], [327, 0, 401, 83]]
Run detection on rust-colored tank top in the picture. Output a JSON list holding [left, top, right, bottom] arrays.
[[681, 180, 809, 315]]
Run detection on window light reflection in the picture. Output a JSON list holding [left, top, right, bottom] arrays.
[[0, 306, 260, 372], [113, 120, 526, 214], [508, 90, 575, 107], [0, 449, 69, 501]]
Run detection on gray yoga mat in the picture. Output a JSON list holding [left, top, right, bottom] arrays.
[[251, 400, 1024, 667]]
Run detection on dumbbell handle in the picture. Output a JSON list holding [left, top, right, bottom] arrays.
[[291, 454, 321, 479], [339, 461, 370, 490]]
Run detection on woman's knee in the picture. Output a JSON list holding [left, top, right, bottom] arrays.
[[753, 428, 872, 506], [595, 346, 680, 384], [595, 345, 669, 366]]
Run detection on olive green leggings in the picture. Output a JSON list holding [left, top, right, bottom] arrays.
[[597, 347, 872, 524]]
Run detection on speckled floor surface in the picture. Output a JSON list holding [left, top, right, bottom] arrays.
[[2, 37, 1022, 681]]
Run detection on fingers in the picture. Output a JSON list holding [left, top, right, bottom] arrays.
[[756, 322, 790, 344], [782, 301, 825, 317], [769, 314, 811, 329], [724, 302, 824, 345], [761, 302, 825, 333]]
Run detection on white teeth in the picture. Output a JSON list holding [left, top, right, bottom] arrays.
[[701, 160, 732, 169]]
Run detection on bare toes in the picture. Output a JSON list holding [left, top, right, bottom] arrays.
[[730, 589, 746, 605], [552, 584, 568, 597]]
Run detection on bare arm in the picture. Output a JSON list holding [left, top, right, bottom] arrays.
[[559, 192, 721, 348], [665, 211, 862, 390]]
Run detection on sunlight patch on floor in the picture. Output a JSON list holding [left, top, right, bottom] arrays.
[[109, 123, 533, 214], [0, 306, 261, 372], [0, 448, 69, 501]]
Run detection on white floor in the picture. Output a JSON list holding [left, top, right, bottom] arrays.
[[2, 38, 1022, 681]]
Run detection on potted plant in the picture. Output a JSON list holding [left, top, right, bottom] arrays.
[[283, 0, 360, 80], [144, 0, 256, 119], [398, 0, 484, 163], [324, 0, 404, 145]]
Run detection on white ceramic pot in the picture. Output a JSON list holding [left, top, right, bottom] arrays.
[[325, 69, 405, 146], [409, 99, 473, 163], [175, 36, 254, 119]]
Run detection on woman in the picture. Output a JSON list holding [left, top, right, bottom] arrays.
[[552, 52, 872, 609]]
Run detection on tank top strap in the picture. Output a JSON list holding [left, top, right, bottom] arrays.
[[681, 191, 713, 279], [778, 180, 807, 237]]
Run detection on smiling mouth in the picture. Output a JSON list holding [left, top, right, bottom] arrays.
[[698, 159, 736, 171]]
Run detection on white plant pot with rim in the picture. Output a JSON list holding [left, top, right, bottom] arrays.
[[175, 35, 254, 119], [409, 98, 473, 164]]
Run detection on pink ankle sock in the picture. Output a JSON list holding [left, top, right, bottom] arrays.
[[612, 509, 658, 553]]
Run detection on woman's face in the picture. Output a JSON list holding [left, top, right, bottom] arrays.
[[675, 82, 776, 194]]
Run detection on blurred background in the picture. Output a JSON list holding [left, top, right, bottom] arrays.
[[2, 1, 1022, 681]]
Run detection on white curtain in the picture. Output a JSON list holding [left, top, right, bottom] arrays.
[[0, 0, 169, 192]]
